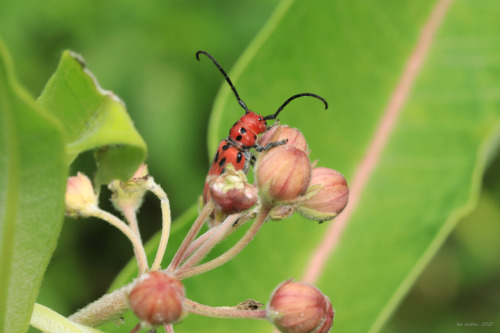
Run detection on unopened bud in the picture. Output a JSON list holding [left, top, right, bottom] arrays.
[[128, 271, 185, 327], [298, 167, 348, 222], [65, 172, 97, 217], [256, 146, 311, 207], [258, 125, 308, 152], [208, 165, 258, 214], [109, 164, 149, 212], [267, 280, 334, 333]]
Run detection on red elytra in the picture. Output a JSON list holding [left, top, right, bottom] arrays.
[[197, 51, 328, 204]]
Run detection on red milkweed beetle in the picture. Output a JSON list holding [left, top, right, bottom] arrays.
[[197, 50, 328, 204]]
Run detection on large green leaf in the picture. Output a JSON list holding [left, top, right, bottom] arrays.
[[0, 39, 66, 333], [37, 51, 147, 185], [106, 0, 500, 332]]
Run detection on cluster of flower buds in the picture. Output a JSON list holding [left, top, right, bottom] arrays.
[[64, 125, 346, 332], [128, 271, 185, 327], [267, 279, 334, 333], [207, 125, 348, 222], [256, 125, 349, 221]]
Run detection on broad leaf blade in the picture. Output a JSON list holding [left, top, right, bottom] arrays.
[[38, 51, 147, 185], [207, 0, 500, 332], [109, 0, 500, 332], [0, 39, 66, 333]]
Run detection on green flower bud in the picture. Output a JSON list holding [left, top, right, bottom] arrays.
[[109, 164, 149, 213]]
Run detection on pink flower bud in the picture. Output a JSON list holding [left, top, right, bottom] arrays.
[[208, 165, 258, 214], [298, 167, 348, 222], [267, 280, 334, 333], [256, 146, 311, 207], [258, 125, 308, 152], [65, 172, 97, 217], [128, 271, 185, 326]]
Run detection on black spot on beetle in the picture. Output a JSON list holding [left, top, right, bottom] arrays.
[[236, 135, 242, 141], [214, 151, 219, 163], [240, 127, 247, 134], [222, 143, 229, 151], [236, 152, 243, 163], [219, 157, 226, 168]]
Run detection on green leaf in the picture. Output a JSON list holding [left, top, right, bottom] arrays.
[[0, 39, 66, 333], [108, 0, 500, 332], [207, 0, 500, 332], [31, 303, 104, 333], [37, 50, 147, 185]]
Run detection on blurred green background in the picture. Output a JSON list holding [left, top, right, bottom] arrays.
[[1, 0, 498, 332]]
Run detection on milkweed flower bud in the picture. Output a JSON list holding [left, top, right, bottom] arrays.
[[128, 271, 185, 327], [65, 172, 98, 217], [208, 164, 258, 214], [258, 125, 308, 152], [298, 167, 348, 222], [267, 280, 334, 333], [256, 146, 311, 207], [109, 164, 149, 212]]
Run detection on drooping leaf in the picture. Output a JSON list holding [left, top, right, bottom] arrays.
[[0, 39, 66, 333], [108, 0, 500, 332], [37, 51, 147, 185]]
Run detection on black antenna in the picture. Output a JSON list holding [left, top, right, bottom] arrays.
[[264, 93, 328, 120], [196, 50, 248, 113]]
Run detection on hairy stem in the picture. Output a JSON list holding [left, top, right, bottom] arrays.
[[122, 205, 141, 238], [176, 207, 270, 280], [146, 177, 172, 271], [176, 214, 240, 272], [89, 207, 148, 274], [178, 207, 258, 264], [184, 298, 267, 320], [167, 201, 214, 271], [121, 206, 145, 274], [68, 285, 130, 327]]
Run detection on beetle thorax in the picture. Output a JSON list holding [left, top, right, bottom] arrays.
[[228, 111, 267, 148]]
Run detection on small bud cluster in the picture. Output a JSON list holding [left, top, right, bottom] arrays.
[[256, 125, 348, 221], [208, 125, 348, 223]]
